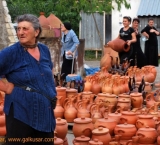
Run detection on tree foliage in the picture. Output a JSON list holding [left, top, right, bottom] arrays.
[[6, 0, 130, 34]]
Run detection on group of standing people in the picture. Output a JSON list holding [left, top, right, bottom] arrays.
[[118, 16, 159, 68]]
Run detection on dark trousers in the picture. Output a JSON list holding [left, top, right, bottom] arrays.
[[5, 105, 54, 145], [61, 54, 75, 80]]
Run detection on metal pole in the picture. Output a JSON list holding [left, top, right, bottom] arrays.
[[71, 45, 79, 74]]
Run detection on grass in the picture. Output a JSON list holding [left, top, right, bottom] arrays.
[[84, 50, 102, 61]]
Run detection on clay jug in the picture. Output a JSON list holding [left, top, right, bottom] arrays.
[[101, 79, 113, 94], [91, 79, 101, 95], [119, 110, 138, 125], [100, 53, 111, 70], [114, 123, 137, 140], [92, 127, 112, 145], [145, 92, 156, 108], [89, 139, 103, 145], [136, 126, 158, 144], [72, 117, 94, 138], [83, 76, 92, 92], [143, 65, 157, 80], [107, 38, 130, 52], [55, 118, 68, 140], [94, 117, 117, 136], [54, 96, 64, 119], [56, 86, 66, 106], [112, 81, 120, 96], [73, 135, 90, 145], [130, 92, 143, 109], [136, 114, 155, 129], [64, 96, 77, 123]]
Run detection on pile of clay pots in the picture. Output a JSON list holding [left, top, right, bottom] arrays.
[[54, 77, 160, 145]]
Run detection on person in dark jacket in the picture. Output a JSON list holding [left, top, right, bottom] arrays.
[[141, 18, 160, 66]]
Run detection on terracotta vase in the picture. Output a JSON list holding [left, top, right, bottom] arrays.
[[100, 53, 112, 71], [143, 65, 157, 80], [89, 139, 103, 145], [112, 81, 120, 96], [55, 118, 68, 140], [136, 126, 158, 144], [101, 79, 113, 94], [92, 127, 112, 145], [54, 96, 64, 119], [119, 110, 138, 125], [73, 135, 90, 145], [107, 38, 130, 52], [114, 123, 137, 140], [64, 96, 77, 123], [94, 117, 117, 136], [130, 92, 143, 109], [72, 117, 94, 138], [56, 86, 66, 106], [91, 79, 101, 95], [136, 114, 155, 129], [83, 76, 92, 92]]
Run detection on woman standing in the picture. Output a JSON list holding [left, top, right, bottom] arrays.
[[61, 22, 79, 81], [118, 16, 136, 65], [131, 18, 146, 68], [0, 14, 56, 145], [141, 18, 159, 66]]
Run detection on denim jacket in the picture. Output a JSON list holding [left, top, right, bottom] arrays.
[[61, 29, 79, 59]]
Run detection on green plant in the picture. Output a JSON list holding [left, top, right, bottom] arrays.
[[85, 50, 102, 61]]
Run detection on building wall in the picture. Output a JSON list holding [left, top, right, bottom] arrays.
[[0, 0, 17, 50], [112, 0, 141, 40]]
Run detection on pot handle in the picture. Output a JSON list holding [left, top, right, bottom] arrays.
[[82, 128, 92, 135], [126, 140, 132, 145], [136, 120, 144, 127], [117, 130, 125, 134], [137, 133, 145, 138], [120, 117, 127, 123]]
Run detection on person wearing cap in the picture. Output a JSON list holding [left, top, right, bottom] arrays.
[[60, 22, 79, 81]]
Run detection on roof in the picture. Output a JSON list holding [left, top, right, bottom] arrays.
[[137, 0, 160, 16]]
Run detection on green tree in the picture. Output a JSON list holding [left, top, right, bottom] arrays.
[[6, 0, 130, 34]]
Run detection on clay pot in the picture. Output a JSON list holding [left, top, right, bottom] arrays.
[[0, 126, 6, 136], [117, 98, 131, 112], [136, 126, 158, 144], [145, 92, 156, 108], [62, 137, 68, 145], [94, 117, 117, 136], [136, 114, 155, 129], [107, 112, 122, 123], [92, 127, 112, 145], [130, 92, 143, 109], [54, 137, 64, 145], [118, 94, 131, 103], [55, 118, 68, 140], [100, 53, 112, 70], [56, 86, 66, 106], [91, 79, 101, 95], [83, 77, 92, 92], [89, 139, 103, 145], [47, 13, 62, 28], [144, 82, 152, 92], [143, 65, 157, 81], [119, 110, 138, 125], [73, 135, 90, 145], [73, 117, 94, 138], [114, 123, 137, 140], [38, 12, 50, 28], [107, 38, 130, 52]]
